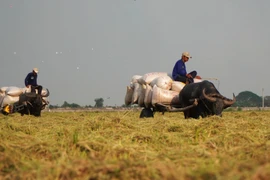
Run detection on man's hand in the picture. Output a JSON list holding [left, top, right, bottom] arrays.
[[193, 99, 198, 106], [186, 74, 192, 78], [195, 75, 202, 79]]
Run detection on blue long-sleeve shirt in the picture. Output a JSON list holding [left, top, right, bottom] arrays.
[[25, 72, 38, 86], [172, 59, 187, 80]]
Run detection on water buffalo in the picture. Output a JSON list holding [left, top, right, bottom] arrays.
[[179, 80, 235, 119], [13, 89, 50, 117]]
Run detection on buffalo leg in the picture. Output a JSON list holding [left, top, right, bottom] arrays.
[[184, 110, 190, 119], [140, 108, 154, 118]]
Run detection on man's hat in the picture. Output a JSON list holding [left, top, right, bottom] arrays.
[[182, 52, 192, 58], [33, 68, 39, 73]]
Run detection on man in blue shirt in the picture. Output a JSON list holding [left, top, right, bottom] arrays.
[[172, 52, 200, 84], [25, 68, 43, 95]]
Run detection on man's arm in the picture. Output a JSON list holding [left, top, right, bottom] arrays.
[[178, 60, 187, 77], [172, 60, 187, 79], [25, 73, 30, 87]]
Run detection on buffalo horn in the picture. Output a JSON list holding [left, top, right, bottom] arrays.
[[42, 89, 50, 97], [165, 99, 199, 112], [223, 93, 236, 106], [202, 88, 216, 102]]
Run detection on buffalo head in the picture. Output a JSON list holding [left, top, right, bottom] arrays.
[[202, 88, 236, 116], [179, 80, 236, 119]]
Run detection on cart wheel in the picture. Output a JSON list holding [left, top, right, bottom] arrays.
[[140, 108, 154, 118]]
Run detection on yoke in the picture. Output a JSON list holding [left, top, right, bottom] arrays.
[[139, 99, 199, 118]]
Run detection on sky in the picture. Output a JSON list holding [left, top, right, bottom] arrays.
[[1, 0, 270, 106]]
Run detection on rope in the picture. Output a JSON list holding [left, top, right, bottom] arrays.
[[200, 97, 212, 113], [201, 77, 219, 81], [201, 77, 220, 90]]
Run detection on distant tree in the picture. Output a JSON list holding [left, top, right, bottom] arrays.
[[61, 101, 70, 108], [94, 98, 104, 107], [61, 101, 81, 108], [234, 91, 261, 107], [49, 104, 59, 109], [264, 96, 270, 107], [70, 103, 80, 108], [122, 104, 130, 107]]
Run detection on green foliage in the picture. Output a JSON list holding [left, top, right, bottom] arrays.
[[48, 104, 59, 109], [264, 96, 270, 107], [94, 98, 104, 107], [61, 101, 81, 108], [237, 107, 242, 111], [234, 91, 262, 107], [73, 131, 79, 144]]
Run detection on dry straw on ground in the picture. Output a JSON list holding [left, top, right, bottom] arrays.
[[0, 110, 270, 180]]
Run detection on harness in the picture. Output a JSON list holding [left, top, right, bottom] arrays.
[[200, 97, 212, 113]]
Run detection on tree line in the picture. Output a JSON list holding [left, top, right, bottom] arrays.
[[49, 91, 268, 109], [49, 98, 105, 109], [232, 91, 267, 107]]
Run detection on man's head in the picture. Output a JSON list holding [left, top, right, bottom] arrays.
[[182, 52, 192, 62], [33, 68, 39, 74]]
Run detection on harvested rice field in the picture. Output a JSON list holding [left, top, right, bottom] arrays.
[[0, 110, 269, 180]]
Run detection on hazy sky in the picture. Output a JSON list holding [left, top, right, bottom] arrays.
[[1, 0, 270, 106]]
